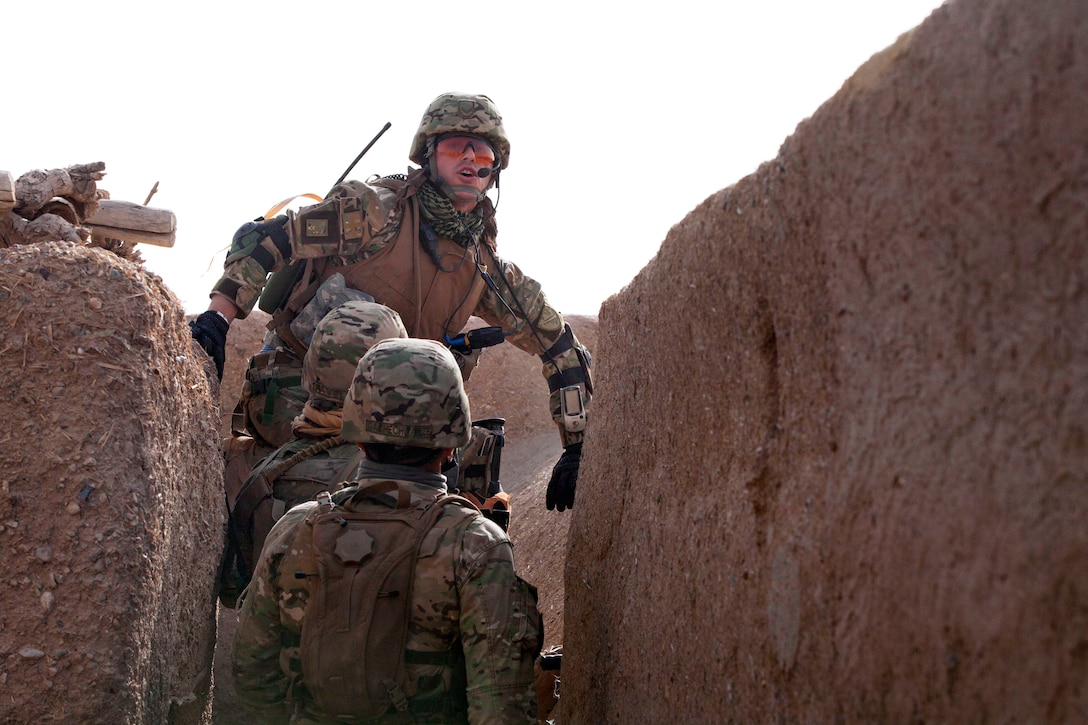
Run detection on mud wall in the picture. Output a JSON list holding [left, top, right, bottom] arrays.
[[564, 0, 1087, 721], [0, 244, 225, 724]]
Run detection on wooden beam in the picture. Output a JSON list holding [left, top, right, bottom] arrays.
[[86, 199, 176, 234], [87, 224, 176, 248]]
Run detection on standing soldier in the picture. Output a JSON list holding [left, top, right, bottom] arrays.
[[232, 338, 541, 723], [220, 300, 407, 606], [191, 92, 592, 512]]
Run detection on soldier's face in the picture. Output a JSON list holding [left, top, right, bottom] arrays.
[[433, 135, 496, 211]]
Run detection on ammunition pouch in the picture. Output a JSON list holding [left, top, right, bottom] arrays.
[[258, 258, 306, 315], [288, 191, 381, 259], [235, 349, 307, 448]]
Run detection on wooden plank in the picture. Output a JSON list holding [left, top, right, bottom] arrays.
[[86, 199, 176, 234], [88, 224, 176, 248]]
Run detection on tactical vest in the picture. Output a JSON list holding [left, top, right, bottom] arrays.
[[273, 183, 488, 349], [297, 481, 479, 721]]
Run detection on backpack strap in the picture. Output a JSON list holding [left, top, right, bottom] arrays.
[[264, 435, 347, 483], [345, 479, 413, 509]]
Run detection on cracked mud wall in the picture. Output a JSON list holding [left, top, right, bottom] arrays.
[[564, 0, 1087, 721], [0, 244, 224, 724]]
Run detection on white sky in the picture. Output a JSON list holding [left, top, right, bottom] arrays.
[[5, 0, 944, 316]]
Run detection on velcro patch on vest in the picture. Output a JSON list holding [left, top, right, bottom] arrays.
[[366, 421, 433, 437], [334, 526, 375, 565], [343, 211, 364, 240], [304, 215, 332, 240]]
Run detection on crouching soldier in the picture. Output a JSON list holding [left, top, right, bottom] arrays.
[[232, 338, 541, 723]]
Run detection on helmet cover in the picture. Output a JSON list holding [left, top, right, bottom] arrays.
[[342, 338, 471, 449], [409, 92, 510, 170], [302, 301, 408, 407]]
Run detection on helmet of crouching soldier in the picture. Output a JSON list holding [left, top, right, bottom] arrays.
[[302, 301, 408, 409], [408, 92, 511, 171], [341, 338, 471, 449]]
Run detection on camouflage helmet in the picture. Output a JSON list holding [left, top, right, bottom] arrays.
[[342, 338, 471, 449], [409, 93, 511, 170], [302, 301, 408, 408]]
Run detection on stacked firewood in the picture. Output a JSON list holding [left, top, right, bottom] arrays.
[[0, 162, 175, 261]]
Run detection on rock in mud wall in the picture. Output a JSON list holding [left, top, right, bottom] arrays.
[[0, 243, 225, 724], [563, 0, 1087, 721]]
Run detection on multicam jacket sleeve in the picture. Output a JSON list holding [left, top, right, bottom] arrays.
[[451, 516, 541, 724], [210, 216, 292, 318], [231, 503, 317, 714], [474, 246, 593, 448]]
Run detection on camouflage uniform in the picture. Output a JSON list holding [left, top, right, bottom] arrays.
[[212, 93, 592, 452], [232, 339, 540, 723], [225, 301, 408, 596], [232, 273, 382, 448]]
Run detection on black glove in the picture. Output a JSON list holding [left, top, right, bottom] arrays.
[[546, 443, 581, 512], [189, 310, 229, 381]]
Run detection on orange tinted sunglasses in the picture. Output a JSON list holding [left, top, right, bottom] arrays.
[[435, 135, 497, 168]]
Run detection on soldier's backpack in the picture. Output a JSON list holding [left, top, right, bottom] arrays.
[[298, 479, 479, 720], [219, 434, 362, 608]]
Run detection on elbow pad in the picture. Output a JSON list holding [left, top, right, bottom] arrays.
[[541, 324, 593, 395], [225, 215, 291, 273]]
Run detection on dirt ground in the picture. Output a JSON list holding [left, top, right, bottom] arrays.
[[209, 309, 597, 723]]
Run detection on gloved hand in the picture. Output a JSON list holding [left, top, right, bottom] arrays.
[[189, 310, 230, 381], [546, 442, 581, 512]]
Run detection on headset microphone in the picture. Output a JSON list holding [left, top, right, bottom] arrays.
[[477, 167, 493, 178]]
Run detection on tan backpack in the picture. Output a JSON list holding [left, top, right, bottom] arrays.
[[298, 479, 478, 720]]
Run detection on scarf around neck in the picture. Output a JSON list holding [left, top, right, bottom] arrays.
[[291, 404, 343, 437], [416, 180, 487, 248]]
